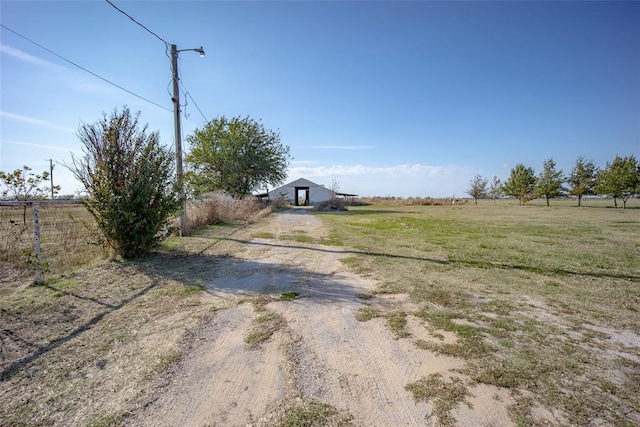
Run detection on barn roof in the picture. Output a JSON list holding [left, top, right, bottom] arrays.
[[279, 178, 324, 188]]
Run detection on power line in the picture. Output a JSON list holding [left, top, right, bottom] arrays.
[[102, 1, 206, 123], [0, 24, 172, 113], [180, 81, 208, 123], [104, 0, 168, 47]]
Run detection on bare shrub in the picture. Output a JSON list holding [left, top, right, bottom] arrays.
[[271, 196, 291, 210], [187, 194, 270, 229]]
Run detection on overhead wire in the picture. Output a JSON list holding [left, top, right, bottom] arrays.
[[186, 91, 208, 123], [104, 0, 173, 81], [0, 24, 172, 113], [179, 81, 208, 123], [103, 1, 209, 123], [2, 2, 208, 121], [104, 0, 169, 47]]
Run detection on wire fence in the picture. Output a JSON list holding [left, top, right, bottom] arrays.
[[0, 200, 106, 285]]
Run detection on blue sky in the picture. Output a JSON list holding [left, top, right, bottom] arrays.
[[1, 1, 639, 198]]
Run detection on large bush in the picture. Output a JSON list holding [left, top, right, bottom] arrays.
[[70, 107, 181, 258]]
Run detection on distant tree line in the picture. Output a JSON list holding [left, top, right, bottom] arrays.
[[467, 155, 640, 209]]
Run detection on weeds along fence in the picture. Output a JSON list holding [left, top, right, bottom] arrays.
[[0, 196, 271, 285], [0, 200, 105, 284]]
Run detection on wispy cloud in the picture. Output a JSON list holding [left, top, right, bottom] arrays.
[[0, 111, 75, 133], [0, 44, 65, 71], [0, 44, 133, 99], [311, 145, 374, 150], [4, 140, 81, 154]]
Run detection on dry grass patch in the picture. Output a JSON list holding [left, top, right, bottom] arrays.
[[355, 307, 410, 339], [355, 292, 373, 300], [245, 312, 286, 349], [0, 219, 256, 426], [263, 398, 353, 427], [354, 306, 383, 322], [253, 231, 276, 239], [0, 261, 214, 425], [187, 194, 270, 230], [405, 373, 472, 427], [279, 229, 315, 243], [0, 203, 106, 284]]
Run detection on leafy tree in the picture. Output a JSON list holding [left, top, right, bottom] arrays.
[[503, 164, 536, 205], [466, 174, 488, 205], [568, 156, 597, 207], [69, 107, 181, 259], [534, 158, 565, 206], [0, 165, 60, 225], [595, 155, 639, 209], [185, 116, 290, 198], [0, 165, 59, 201], [488, 176, 503, 205]]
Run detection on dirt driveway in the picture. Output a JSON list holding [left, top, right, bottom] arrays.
[[127, 210, 512, 426]]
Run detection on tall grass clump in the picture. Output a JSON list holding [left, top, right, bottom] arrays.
[[187, 194, 270, 230]]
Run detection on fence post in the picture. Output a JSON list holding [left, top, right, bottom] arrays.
[[33, 201, 44, 285]]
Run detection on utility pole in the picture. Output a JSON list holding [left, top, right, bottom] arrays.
[[171, 44, 205, 237], [49, 159, 54, 199], [171, 44, 185, 237]]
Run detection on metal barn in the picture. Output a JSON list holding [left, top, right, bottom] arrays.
[[267, 178, 335, 206]]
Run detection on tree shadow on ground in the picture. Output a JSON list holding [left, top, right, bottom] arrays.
[[3, 221, 638, 381], [0, 248, 366, 381], [139, 249, 367, 307], [218, 237, 640, 282], [0, 275, 161, 380]]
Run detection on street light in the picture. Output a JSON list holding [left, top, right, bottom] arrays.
[[171, 44, 205, 237]]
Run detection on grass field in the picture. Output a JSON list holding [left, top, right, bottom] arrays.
[[1, 198, 638, 425], [316, 200, 640, 425]]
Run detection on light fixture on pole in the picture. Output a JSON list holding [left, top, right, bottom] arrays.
[[171, 44, 205, 237]]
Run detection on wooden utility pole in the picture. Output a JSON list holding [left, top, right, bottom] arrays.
[[49, 159, 54, 199]]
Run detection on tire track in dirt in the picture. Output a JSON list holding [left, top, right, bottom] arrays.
[[129, 209, 513, 426], [275, 288, 442, 426], [127, 304, 285, 426], [242, 211, 443, 425]]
